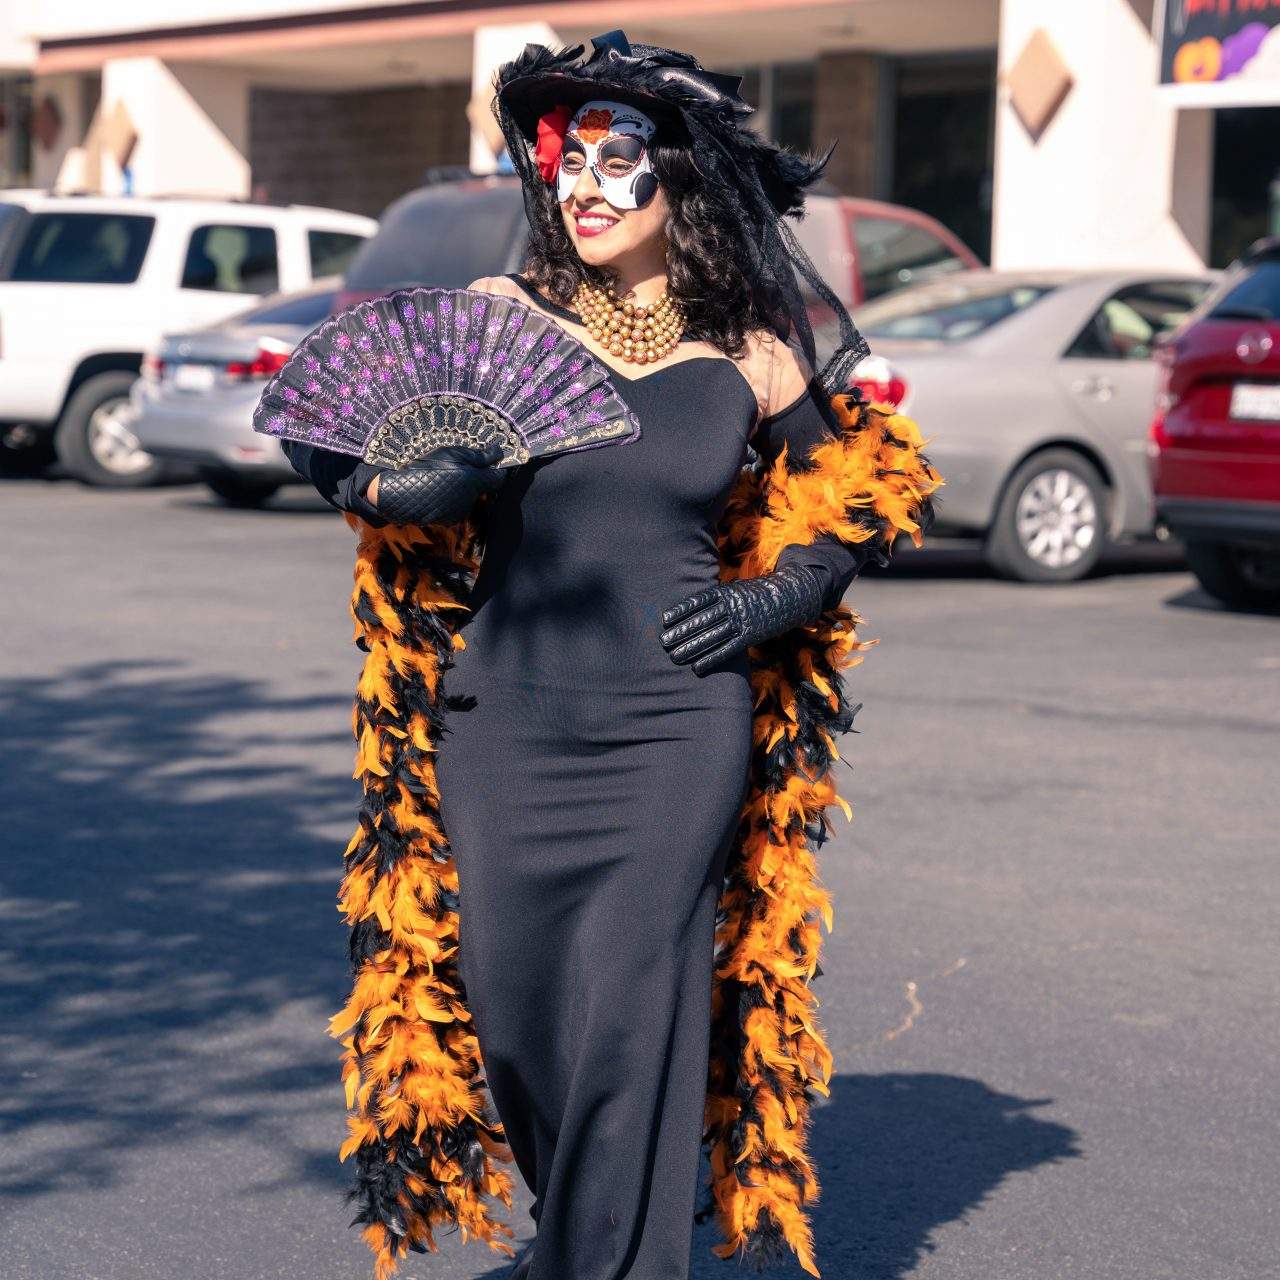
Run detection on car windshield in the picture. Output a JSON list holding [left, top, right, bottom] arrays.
[[7, 211, 156, 284], [344, 184, 525, 290], [856, 278, 1058, 341], [1206, 259, 1280, 322]]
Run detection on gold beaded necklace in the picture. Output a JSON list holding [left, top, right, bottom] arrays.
[[571, 279, 686, 365]]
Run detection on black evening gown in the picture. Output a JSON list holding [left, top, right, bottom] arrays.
[[282, 275, 863, 1279]]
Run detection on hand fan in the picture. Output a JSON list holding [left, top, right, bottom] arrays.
[[252, 286, 641, 468]]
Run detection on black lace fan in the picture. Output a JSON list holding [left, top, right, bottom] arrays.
[[252, 286, 641, 468]]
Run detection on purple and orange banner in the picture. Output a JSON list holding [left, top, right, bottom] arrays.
[[1160, 0, 1280, 84]]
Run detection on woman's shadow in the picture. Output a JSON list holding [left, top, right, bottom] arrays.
[[768, 1071, 1082, 1277], [471, 1072, 1080, 1279]]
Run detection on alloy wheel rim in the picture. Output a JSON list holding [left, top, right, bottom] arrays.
[[1015, 467, 1098, 569], [87, 397, 153, 475]]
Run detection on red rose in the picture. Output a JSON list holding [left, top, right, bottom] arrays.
[[534, 105, 573, 183]]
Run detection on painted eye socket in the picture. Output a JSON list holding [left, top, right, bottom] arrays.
[[596, 135, 645, 176], [559, 140, 588, 174]]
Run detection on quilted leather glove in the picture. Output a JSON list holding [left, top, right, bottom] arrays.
[[373, 442, 506, 526], [659, 562, 826, 677]]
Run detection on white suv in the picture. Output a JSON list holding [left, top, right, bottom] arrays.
[[0, 193, 375, 485]]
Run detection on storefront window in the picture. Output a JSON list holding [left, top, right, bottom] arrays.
[[1212, 107, 1280, 267], [0, 76, 33, 189], [891, 54, 994, 262], [733, 62, 815, 153]]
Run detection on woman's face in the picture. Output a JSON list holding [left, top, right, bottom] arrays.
[[555, 99, 670, 269]]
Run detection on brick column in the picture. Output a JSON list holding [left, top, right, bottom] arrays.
[[250, 82, 470, 218], [813, 51, 882, 197]]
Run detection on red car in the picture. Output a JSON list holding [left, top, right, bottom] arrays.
[[1151, 238, 1280, 609]]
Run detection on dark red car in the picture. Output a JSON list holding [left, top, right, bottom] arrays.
[[1151, 238, 1280, 609]]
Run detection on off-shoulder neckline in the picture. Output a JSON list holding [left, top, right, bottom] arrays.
[[495, 274, 816, 422], [501, 273, 758, 395]]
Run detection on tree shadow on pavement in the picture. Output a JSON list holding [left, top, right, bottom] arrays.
[[0, 659, 361, 1206]]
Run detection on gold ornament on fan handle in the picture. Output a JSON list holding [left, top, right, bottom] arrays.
[[365, 397, 635, 468]]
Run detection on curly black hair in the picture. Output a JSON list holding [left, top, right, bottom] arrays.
[[519, 126, 790, 360]]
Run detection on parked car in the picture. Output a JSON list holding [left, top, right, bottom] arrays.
[[0, 192, 375, 485], [128, 278, 342, 507], [829, 269, 1215, 582], [335, 174, 979, 312], [1150, 238, 1280, 609]]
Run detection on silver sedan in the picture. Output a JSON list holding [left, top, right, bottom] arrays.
[[129, 279, 340, 507], [837, 270, 1216, 581]]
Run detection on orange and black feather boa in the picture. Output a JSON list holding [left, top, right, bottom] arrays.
[[327, 395, 942, 1278]]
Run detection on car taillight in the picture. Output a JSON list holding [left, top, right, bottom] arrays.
[[141, 351, 165, 382], [225, 344, 291, 380], [848, 355, 908, 409], [1148, 343, 1176, 453], [1147, 408, 1170, 452], [1146, 343, 1172, 458]]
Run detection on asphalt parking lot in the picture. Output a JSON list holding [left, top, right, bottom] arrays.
[[2, 472, 1277, 1280]]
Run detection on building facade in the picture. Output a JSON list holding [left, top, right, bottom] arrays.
[[6, 0, 1280, 271]]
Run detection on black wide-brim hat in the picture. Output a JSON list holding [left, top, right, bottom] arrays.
[[496, 28, 750, 143], [491, 28, 871, 388], [493, 28, 825, 218]]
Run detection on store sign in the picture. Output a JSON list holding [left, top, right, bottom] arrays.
[[1160, 0, 1280, 88]]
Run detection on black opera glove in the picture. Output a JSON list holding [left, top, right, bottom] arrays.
[[374, 442, 506, 526], [659, 562, 827, 677]]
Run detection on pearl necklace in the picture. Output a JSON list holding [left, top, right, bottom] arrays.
[[572, 280, 686, 365]]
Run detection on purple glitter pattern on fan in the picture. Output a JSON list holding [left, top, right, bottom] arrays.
[[250, 285, 641, 463]]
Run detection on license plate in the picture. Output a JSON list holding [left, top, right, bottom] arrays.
[[170, 362, 217, 393], [1229, 383, 1280, 420]]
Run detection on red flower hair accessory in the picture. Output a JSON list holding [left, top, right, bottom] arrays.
[[534, 104, 573, 182]]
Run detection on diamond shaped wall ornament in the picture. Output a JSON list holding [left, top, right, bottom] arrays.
[[1006, 28, 1074, 143]]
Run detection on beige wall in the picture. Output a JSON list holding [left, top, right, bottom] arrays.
[[993, 0, 1212, 270], [83, 56, 252, 197]]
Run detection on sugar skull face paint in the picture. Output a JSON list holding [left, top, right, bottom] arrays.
[[556, 99, 659, 210]]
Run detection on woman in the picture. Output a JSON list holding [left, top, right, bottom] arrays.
[[283, 30, 939, 1280]]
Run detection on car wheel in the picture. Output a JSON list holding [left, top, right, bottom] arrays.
[[1183, 540, 1280, 611], [55, 371, 165, 488], [985, 448, 1108, 583], [202, 472, 284, 509]]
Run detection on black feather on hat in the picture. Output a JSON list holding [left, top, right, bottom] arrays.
[[491, 29, 870, 395]]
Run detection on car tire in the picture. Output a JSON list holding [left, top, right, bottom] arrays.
[[55, 371, 165, 488], [1183, 540, 1280, 611], [203, 473, 284, 509], [985, 448, 1109, 583]]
